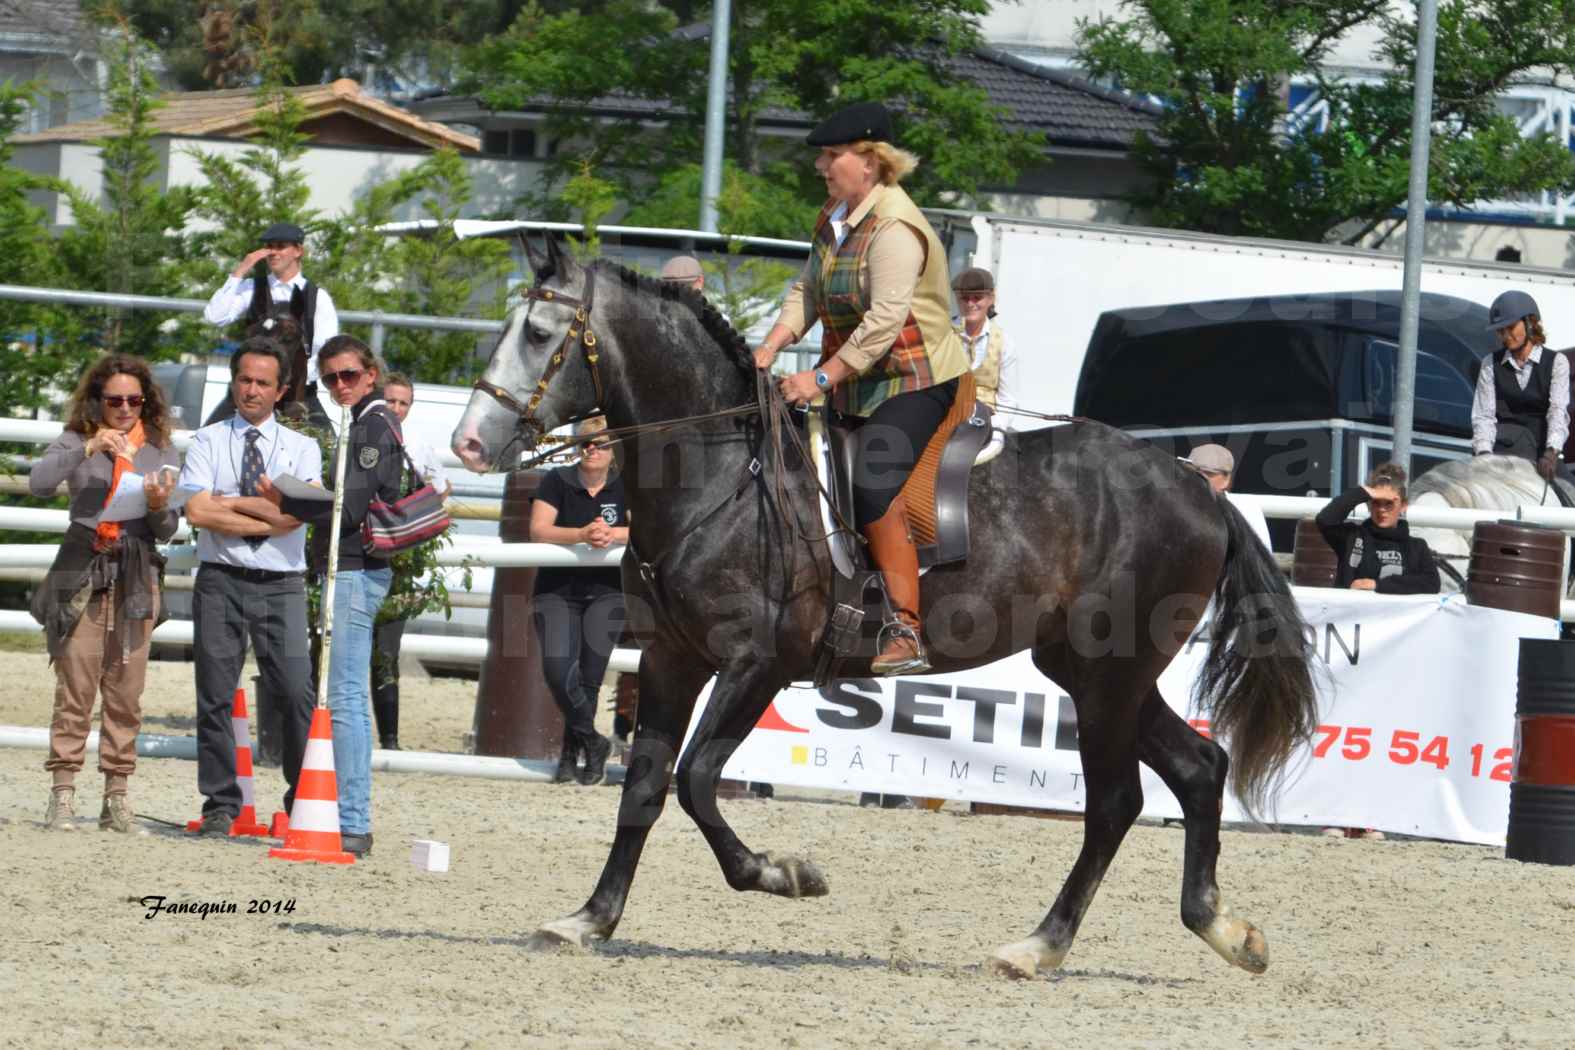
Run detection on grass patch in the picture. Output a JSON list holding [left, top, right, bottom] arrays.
[[0, 631, 45, 654]]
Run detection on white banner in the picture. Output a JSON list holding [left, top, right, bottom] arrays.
[[703, 589, 1555, 846]]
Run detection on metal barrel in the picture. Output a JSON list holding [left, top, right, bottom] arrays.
[[471, 469, 563, 759], [1507, 639, 1575, 865], [1467, 521, 1565, 620], [1291, 519, 1338, 588]]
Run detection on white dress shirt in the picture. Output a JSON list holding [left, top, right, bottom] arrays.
[[959, 319, 1021, 429], [1470, 346, 1571, 454], [179, 414, 324, 572], [204, 272, 341, 384]]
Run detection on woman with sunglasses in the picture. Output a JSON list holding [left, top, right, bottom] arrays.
[[29, 354, 180, 832], [1315, 462, 1441, 595], [529, 415, 629, 785], [261, 334, 404, 856]]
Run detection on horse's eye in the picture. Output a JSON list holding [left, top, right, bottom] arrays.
[[527, 322, 553, 346]]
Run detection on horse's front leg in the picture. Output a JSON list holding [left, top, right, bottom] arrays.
[[676, 661, 829, 899], [527, 644, 710, 952]]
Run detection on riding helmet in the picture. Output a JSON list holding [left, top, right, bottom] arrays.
[[1486, 289, 1540, 331]]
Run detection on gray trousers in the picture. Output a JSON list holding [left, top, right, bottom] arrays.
[[192, 565, 312, 818]]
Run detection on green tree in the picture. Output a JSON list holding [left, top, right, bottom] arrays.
[[56, 23, 200, 363], [465, 0, 1041, 222], [1077, 0, 1575, 244]]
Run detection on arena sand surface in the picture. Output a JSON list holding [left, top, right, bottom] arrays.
[[2, 648, 1572, 1050]]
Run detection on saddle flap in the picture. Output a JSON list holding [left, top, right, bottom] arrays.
[[927, 400, 994, 567]]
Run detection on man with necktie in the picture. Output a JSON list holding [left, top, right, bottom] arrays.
[[179, 337, 323, 835]]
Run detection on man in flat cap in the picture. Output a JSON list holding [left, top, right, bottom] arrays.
[[203, 221, 341, 420], [1183, 443, 1270, 547], [951, 266, 1018, 428], [659, 254, 706, 293]]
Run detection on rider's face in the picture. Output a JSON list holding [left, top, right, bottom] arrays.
[[1498, 319, 1529, 352], [816, 145, 877, 205]]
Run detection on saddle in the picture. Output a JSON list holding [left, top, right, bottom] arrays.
[[809, 375, 1001, 685]]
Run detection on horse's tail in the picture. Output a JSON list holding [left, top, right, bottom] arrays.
[[1194, 498, 1320, 818]]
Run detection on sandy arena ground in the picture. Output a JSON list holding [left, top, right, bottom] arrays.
[[2, 647, 1573, 1050]]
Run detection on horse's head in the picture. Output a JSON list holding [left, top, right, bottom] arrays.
[[453, 237, 602, 472]]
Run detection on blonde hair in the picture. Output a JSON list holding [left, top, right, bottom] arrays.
[[851, 140, 919, 185]]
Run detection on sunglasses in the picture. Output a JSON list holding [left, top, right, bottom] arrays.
[[322, 368, 365, 388], [584, 440, 611, 452], [101, 395, 144, 408], [1368, 498, 1400, 512]]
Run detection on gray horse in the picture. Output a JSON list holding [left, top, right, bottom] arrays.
[[452, 239, 1320, 978]]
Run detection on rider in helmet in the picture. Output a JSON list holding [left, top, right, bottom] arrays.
[[1472, 289, 1570, 481]]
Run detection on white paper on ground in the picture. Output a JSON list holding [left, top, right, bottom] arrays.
[[270, 473, 335, 503]]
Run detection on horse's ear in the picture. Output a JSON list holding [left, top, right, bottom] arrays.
[[520, 233, 551, 278]]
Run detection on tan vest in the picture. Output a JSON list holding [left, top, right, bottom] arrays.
[[959, 321, 1006, 407]]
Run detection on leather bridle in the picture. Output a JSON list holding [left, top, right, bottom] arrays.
[[472, 278, 605, 454]]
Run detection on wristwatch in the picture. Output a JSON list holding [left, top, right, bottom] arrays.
[[814, 369, 831, 390]]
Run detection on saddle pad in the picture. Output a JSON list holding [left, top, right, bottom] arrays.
[[900, 371, 978, 549]]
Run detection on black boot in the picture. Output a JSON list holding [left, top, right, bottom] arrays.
[[373, 679, 399, 752], [379, 734, 401, 752], [577, 732, 613, 786], [552, 735, 581, 784]]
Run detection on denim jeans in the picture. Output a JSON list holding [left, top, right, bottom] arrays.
[[325, 567, 390, 835]]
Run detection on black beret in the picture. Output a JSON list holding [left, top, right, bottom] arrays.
[[806, 101, 892, 147], [952, 267, 994, 292], [260, 221, 305, 244]]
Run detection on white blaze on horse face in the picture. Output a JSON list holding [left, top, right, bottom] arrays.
[[453, 305, 535, 472]]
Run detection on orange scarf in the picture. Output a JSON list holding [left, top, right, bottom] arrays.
[[93, 421, 146, 552]]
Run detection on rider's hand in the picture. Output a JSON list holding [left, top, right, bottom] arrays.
[[753, 344, 778, 370], [1538, 448, 1560, 482], [233, 247, 273, 278], [779, 370, 820, 406]]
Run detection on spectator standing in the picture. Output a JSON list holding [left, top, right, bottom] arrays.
[[1184, 443, 1272, 549], [951, 267, 1019, 426], [261, 335, 402, 856], [529, 416, 628, 785], [1472, 290, 1569, 480], [203, 221, 341, 420], [368, 372, 453, 751], [30, 354, 180, 832], [179, 338, 320, 837]]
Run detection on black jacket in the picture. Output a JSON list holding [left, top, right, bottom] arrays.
[[1315, 488, 1441, 595], [280, 392, 404, 572]]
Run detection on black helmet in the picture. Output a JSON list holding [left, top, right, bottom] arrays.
[[1486, 290, 1540, 331]]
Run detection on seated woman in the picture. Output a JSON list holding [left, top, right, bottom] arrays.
[[1315, 462, 1441, 595]]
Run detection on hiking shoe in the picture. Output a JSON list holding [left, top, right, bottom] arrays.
[[342, 832, 373, 856], [552, 737, 580, 784], [45, 787, 77, 831], [100, 794, 133, 833], [197, 812, 234, 837], [577, 734, 613, 786]]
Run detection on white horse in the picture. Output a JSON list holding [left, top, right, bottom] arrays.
[[1408, 454, 1575, 593]]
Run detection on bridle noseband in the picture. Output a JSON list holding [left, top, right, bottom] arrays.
[[472, 277, 605, 451]]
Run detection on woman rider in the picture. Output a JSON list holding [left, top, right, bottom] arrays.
[[753, 102, 970, 676]]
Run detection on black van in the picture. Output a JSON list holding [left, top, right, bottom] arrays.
[[1073, 290, 1500, 541]]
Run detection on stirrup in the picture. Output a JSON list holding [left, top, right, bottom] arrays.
[[872, 619, 930, 676]]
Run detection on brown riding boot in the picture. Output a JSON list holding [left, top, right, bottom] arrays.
[[862, 496, 930, 676]]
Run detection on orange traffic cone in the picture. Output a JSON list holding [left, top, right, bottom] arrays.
[[268, 707, 354, 864], [187, 688, 270, 837]]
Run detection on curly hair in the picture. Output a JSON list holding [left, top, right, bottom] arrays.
[[1365, 461, 1408, 501], [63, 353, 173, 449]]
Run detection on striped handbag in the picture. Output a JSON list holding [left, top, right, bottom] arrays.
[[361, 414, 451, 555]]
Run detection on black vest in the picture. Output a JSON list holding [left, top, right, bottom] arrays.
[[1493, 348, 1558, 452], [246, 273, 319, 403]]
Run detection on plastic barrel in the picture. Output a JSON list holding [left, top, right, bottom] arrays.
[[1467, 521, 1564, 620], [1291, 519, 1338, 588], [471, 469, 564, 760], [1507, 639, 1575, 865]]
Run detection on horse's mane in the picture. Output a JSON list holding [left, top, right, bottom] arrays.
[[595, 260, 756, 379]]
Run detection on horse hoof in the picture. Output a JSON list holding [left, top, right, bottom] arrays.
[[987, 936, 1064, 980], [524, 915, 599, 953], [756, 853, 830, 898], [1200, 913, 1270, 974]]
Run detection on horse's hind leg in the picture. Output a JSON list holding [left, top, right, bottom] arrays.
[[674, 663, 828, 899], [1135, 687, 1268, 973], [526, 646, 711, 951], [990, 651, 1147, 979]]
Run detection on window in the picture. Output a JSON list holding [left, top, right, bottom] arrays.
[[483, 128, 537, 157], [1356, 338, 1474, 433]]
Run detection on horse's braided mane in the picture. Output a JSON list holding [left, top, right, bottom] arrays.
[[597, 260, 756, 379]]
